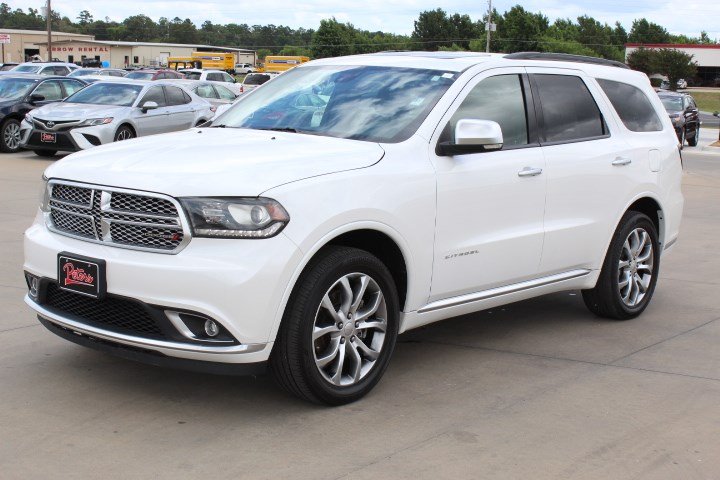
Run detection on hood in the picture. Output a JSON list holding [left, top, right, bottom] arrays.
[[31, 102, 129, 120], [44, 128, 385, 196]]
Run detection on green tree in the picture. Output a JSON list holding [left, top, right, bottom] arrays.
[[626, 47, 656, 74], [655, 49, 697, 91], [77, 10, 92, 25], [311, 18, 354, 58], [412, 8, 453, 50], [495, 6, 549, 53], [629, 19, 671, 44]]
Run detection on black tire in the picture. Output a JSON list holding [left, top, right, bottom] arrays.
[[582, 211, 660, 320], [270, 246, 399, 405], [687, 127, 699, 147], [679, 128, 686, 149], [0, 118, 22, 153], [33, 150, 57, 157], [114, 125, 135, 142]]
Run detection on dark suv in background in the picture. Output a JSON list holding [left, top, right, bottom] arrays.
[[658, 91, 700, 147]]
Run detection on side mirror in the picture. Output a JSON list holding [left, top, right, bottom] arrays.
[[140, 101, 158, 113], [713, 111, 719, 118], [437, 119, 504, 156], [29, 94, 45, 103]]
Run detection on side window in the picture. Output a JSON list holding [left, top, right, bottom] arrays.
[[40, 67, 55, 76], [532, 74, 606, 143], [53, 66, 69, 76], [139, 86, 167, 107], [196, 84, 218, 99], [207, 72, 223, 82], [164, 86, 190, 106], [59, 79, 85, 97], [33, 81, 64, 101], [215, 85, 236, 100], [597, 79, 663, 132], [221, 72, 234, 83], [155, 73, 168, 80], [445, 74, 529, 147]]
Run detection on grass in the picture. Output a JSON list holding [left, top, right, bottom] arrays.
[[690, 91, 720, 113]]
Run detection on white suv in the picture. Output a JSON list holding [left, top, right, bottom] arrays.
[[23, 52, 683, 404]]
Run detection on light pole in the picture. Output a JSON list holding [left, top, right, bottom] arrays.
[[46, 0, 52, 61], [485, 0, 492, 53]]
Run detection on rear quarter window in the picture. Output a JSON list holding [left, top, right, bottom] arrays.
[[597, 79, 663, 132]]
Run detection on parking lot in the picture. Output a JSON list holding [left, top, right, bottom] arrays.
[[1, 134, 720, 478]]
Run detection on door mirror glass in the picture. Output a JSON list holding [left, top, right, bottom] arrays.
[[141, 101, 158, 112], [438, 119, 504, 156], [29, 94, 46, 103]]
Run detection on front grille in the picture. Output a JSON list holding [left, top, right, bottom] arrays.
[[46, 181, 189, 253], [27, 132, 77, 150], [33, 118, 80, 131], [43, 283, 165, 338]]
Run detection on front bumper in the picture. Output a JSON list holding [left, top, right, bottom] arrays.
[[24, 210, 304, 366], [20, 120, 117, 152]]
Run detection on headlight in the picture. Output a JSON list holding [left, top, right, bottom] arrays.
[[79, 117, 114, 127], [180, 197, 290, 239], [25, 112, 33, 123]]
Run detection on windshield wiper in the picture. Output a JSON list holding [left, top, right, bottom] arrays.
[[257, 127, 299, 133]]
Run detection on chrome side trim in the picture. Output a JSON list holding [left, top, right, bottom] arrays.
[[664, 236, 678, 250], [26, 295, 265, 355], [418, 269, 592, 314]]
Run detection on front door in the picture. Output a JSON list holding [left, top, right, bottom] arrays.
[[428, 68, 547, 303]]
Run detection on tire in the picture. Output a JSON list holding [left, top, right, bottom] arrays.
[[270, 246, 399, 405], [687, 127, 699, 147], [33, 150, 57, 157], [114, 125, 135, 142], [582, 211, 660, 320], [0, 118, 22, 153], [679, 128, 686, 149]]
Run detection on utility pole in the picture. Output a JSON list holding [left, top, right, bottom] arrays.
[[485, 0, 492, 53], [46, 0, 52, 61]]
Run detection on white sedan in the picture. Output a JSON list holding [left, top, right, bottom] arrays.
[[19, 79, 215, 156]]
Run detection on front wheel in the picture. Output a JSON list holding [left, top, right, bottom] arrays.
[[114, 125, 135, 142], [0, 118, 22, 153], [582, 211, 660, 320], [270, 246, 399, 405], [687, 127, 699, 147]]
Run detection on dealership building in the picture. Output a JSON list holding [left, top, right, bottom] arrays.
[[0, 28, 256, 68], [625, 43, 720, 86]]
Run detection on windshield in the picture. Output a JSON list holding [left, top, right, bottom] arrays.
[[126, 72, 154, 80], [13, 65, 40, 73], [65, 83, 144, 106], [183, 72, 201, 80], [660, 97, 683, 112], [0, 78, 36, 100], [0, 64, 16, 71], [243, 74, 271, 85], [68, 69, 99, 77], [218, 65, 456, 143]]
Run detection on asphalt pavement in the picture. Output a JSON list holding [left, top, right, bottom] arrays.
[[1, 142, 719, 479]]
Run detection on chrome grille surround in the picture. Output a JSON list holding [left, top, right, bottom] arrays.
[[44, 180, 191, 254]]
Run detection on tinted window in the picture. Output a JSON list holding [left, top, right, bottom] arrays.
[[243, 74, 270, 85], [207, 72, 223, 82], [59, 79, 85, 96], [196, 84, 217, 99], [40, 67, 55, 76], [533, 74, 606, 143], [184, 71, 201, 80], [140, 86, 167, 107], [446, 74, 529, 147], [165, 86, 189, 105], [598, 79, 662, 132], [215, 85, 236, 100], [33, 81, 64, 101], [53, 66, 69, 75]]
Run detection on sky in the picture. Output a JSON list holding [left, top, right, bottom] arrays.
[[16, 0, 720, 41]]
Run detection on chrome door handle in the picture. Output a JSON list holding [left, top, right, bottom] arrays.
[[612, 157, 632, 166], [518, 167, 543, 177]]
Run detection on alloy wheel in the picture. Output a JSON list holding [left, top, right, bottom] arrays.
[[116, 129, 133, 141], [312, 272, 387, 387], [4, 122, 20, 150], [618, 227, 654, 307]]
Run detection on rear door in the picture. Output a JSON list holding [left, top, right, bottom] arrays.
[[163, 85, 195, 130]]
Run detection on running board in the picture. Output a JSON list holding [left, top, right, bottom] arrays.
[[418, 269, 592, 314]]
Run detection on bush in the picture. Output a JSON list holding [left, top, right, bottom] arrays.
[[649, 78, 663, 88]]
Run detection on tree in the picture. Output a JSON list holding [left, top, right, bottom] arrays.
[[626, 47, 656, 75], [77, 10, 92, 25], [654, 49, 697, 91], [629, 19, 671, 44], [311, 18, 354, 58], [412, 8, 453, 50], [495, 6, 549, 53]]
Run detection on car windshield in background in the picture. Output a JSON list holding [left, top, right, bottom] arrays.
[[183, 72, 201, 80], [69, 70, 99, 77], [219, 65, 456, 143], [244, 74, 271, 85], [0, 78, 36, 100], [660, 97, 683, 111], [13, 65, 40, 73], [65, 83, 144, 107], [126, 72, 154, 80]]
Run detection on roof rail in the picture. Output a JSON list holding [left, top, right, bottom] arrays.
[[504, 52, 630, 69]]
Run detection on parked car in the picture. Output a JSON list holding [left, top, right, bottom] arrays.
[[19, 80, 214, 156], [658, 91, 700, 147], [234, 63, 256, 74], [5, 62, 79, 76], [178, 69, 242, 95], [68, 68, 128, 78], [0, 62, 19, 71], [23, 52, 683, 405], [125, 69, 184, 81], [239, 72, 279, 93], [0, 74, 87, 152], [167, 79, 237, 107]]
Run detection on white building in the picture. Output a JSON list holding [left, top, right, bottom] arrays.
[[625, 43, 720, 86]]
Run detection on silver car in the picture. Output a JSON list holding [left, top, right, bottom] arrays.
[[68, 68, 128, 78], [167, 79, 237, 107], [19, 80, 214, 156]]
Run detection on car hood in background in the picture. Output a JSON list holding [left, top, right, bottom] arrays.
[[44, 128, 385, 197], [30, 102, 131, 120]]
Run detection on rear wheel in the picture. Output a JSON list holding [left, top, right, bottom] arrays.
[[114, 125, 135, 142], [582, 211, 660, 320], [0, 118, 22, 153], [270, 246, 399, 405], [33, 150, 57, 157]]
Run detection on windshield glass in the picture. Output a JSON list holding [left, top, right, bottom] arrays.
[[126, 72, 154, 80], [13, 65, 40, 73], [660, 97, 683, 111], [65, 83, 144, 106], [244, 74, 271, 85], [0, 78, 36, 100], [218, 66, 456, 143], [68, 69, 99, 77]]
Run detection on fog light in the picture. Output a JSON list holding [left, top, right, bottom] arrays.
[[204, 319, 220, 337], [24, 272, 40, 300]]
